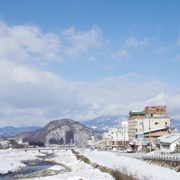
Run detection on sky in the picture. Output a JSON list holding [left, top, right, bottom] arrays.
[[0, 0, 180, 126]]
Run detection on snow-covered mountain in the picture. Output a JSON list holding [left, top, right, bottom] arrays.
[[0, 126, 40, 137], [171, 119, 180, 130], [81, 115, 128, 132], [82, 115, 180, 132], [14, 119, 102, 146]]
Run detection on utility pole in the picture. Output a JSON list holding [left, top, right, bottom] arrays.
[[142, 118, 145, 153], [149, 117, 152, 152], [124, 124, 125, 149]]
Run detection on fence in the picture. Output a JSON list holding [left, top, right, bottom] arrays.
[[116, 151, 180, 162]]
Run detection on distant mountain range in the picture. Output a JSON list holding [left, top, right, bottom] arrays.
[[0, 126, 40, 137], [171, 119, 180, 131], [13, 119, 102, 146], [81, 115, 128, 131], [1, 116, 180, 140], [82, 116, 180, 132]]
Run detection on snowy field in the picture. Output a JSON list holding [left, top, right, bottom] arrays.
[[0, 148, 180, 180], [80, 149, 180, 180], [0, 149, 113, 180]]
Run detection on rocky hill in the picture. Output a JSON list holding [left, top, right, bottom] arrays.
[[14, 119, 102, 146]]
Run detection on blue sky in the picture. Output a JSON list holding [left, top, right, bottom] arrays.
[[0, 0, 180, 126]]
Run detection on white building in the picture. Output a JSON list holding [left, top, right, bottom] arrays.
[[128, 106, 170, 141], [87, 136, 97, 147], [157, 134, 180, 153], [103, 121, 129, 147]]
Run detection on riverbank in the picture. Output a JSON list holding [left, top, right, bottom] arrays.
[[0, 149, 39, 175], [0, 149, 114, 179], [79, 149, 180, 180]]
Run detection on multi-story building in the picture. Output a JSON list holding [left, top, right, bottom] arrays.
[[128, 106, 170, 141], [103, 121, 129, 147]]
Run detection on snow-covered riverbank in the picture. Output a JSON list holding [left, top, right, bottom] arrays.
[[79, 149, 180, 180], [0, 149, 39, 174], [0, 149, 113, 179], [31, 149, 113, 180], [1, 148, 179, 180]]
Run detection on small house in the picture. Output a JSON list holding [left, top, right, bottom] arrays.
[[157, 134, 180, 153]]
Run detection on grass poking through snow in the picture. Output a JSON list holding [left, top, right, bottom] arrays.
[[72, 149, 136, 180]]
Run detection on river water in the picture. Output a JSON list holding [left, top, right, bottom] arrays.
[[0, 152, 67, 179]]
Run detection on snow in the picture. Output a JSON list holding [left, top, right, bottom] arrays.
[[91, 126, 97, 129], [1, 148, 180, 180], [0, 149, 113, 180], [80, 149, 180, 180], [157, 134, 180, 143], [31, 149, 113, 180], [0, 149, 39, 174], [48, 165, 65, 170]]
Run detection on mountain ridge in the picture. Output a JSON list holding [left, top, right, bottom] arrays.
[[13, 119, 102, 146], [0, 126, 40, 138]]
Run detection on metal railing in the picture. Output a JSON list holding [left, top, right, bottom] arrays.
[[116, 151, 180, 161]]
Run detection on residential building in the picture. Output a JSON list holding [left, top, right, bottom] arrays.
[[128, 106, 170, 141], [103, 121, 129, 147], [157, 134, 180, 153], [87, 136, 97, 147]]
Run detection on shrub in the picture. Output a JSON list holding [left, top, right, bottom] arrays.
[[146, 148, 155, 153]]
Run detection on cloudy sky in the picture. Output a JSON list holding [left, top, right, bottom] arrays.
[[0, 0, 180, 127]]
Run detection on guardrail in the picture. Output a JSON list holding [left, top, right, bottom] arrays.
[[116, 151, 180, 162], [142, 154, 180, 161]]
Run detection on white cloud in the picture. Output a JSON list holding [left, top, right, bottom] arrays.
[[88, 56, 97, 63], [125, 36, 149, 47], [177, 38, 180, 46], [0, 21, 62, 65], [0, 21, 179, 126], [0, 21, 103, 66], [0, 61, 179, 126], [156, 46, 168, 53], [112, 49, 130, 61], [63, 25, 102, 57], [171, 55, 180, 63], [0, 60, 85, 126]]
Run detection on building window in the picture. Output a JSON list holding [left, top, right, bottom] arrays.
[[162, 144, 170, 149], [155, 122, 159, 125], [165, 122, 167, 125]]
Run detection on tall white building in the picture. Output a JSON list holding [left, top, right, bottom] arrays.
[[128, 106, 170, 141]]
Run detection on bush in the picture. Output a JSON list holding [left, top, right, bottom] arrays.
[[29, 141, 44, 147], [9, 140, 24, 148], [146, 147, 155, 153]]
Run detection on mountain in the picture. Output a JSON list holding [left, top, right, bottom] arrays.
[[171, 119, 180, 131], [0, 126, 40, 137], [14, 119, 102, 146], [81, 115, 128, 131], [0, 136, 8, 142], [82, 116, 180, 132]]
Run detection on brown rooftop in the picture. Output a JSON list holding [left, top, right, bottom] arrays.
[[145, 106, 166, 114]]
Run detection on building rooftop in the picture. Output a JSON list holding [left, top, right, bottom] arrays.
[[157, 134, 180, 144], [129, 110, 146, 115], [129, 116, 169, 120], [136, 127, 169, 134]]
